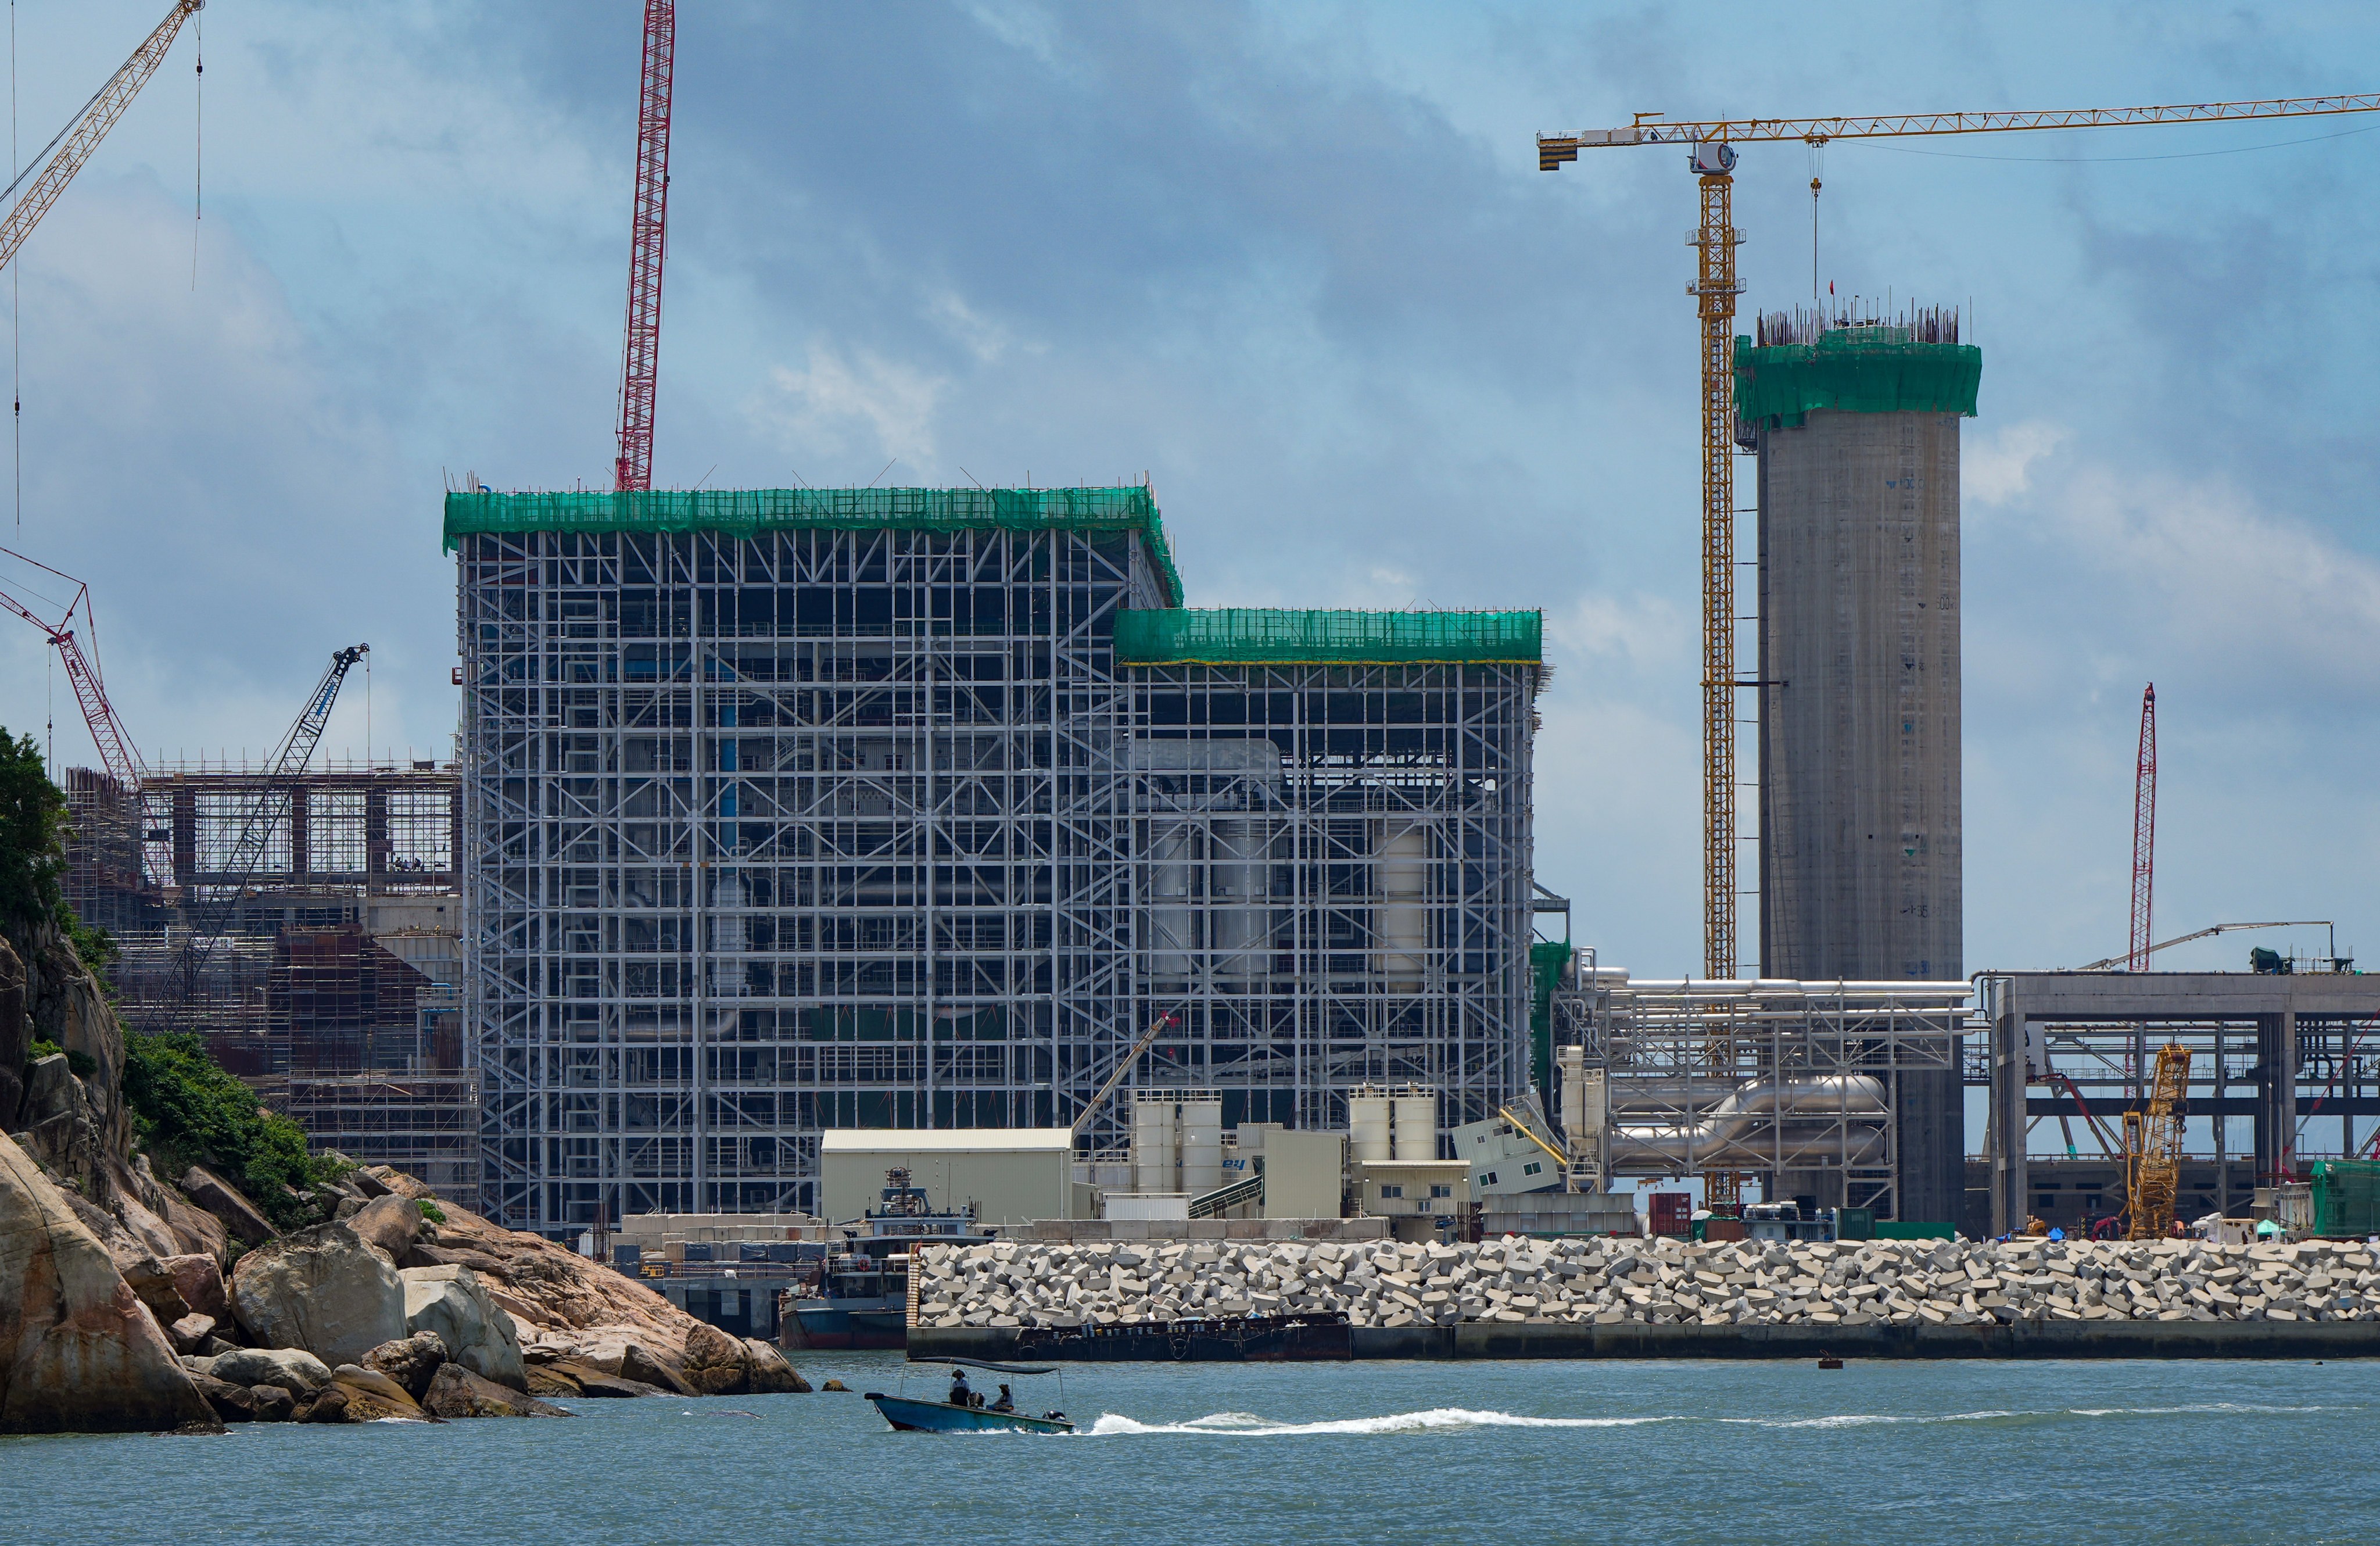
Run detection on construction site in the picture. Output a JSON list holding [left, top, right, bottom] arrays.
[[9, 0, 2379, 1296]]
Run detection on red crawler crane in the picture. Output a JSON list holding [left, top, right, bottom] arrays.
[[614, 0, 676, 492], [2128, 685, 2157, 974]]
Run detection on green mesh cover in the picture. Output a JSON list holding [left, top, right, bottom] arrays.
[[443, 485, 1185, 607], [2311, 1159, 2380, 1238], [1529, 939, 1570, 1098], [1733, 330, 1982, 427], [1114, 607, 1540, 665]]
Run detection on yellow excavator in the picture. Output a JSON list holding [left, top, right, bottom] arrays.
[[2124, 1043, 2191, 1240]]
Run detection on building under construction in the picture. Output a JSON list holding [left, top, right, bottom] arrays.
[[450, 486, 1543, 1234], [62, 760, 474, 1196], [1739, 306, 1981, 1223]]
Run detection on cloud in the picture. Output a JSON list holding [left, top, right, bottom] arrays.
[[750, 345, 949, 466], [1964, 420, 2069, 507]]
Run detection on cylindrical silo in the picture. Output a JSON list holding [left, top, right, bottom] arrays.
[[1131, 1093, 1178, 1194], [1373, 824, 1427, 990], [1208, 818, 1271, 982], [1178, 1094, 1224, 1196], [1347, 1086, 1392, 1164], [1145, 824, 1195, 983], [1745, 307, 1976, 1225], [1390, 1086, 1438, 1161]]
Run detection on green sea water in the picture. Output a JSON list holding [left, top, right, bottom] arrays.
[[6, 1354, 2375, 1545]]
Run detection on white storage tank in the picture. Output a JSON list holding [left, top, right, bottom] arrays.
[[1374, 824, 1428, 990], [1348, 1085, 1393, 1164], [1131, 1091, 1178, 1194], [1179, 1093, 1224, 1196], [1391, 1085, 1438, 1161]]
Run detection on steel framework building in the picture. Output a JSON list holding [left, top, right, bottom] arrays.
[[1550, 966, 1973, 1222], [450, 487, 1543, 1233]]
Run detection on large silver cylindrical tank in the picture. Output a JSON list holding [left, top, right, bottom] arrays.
[[1373, 824, 1428, 990], [1178, 1095, 1224, 1196], [1207, 818, 1271, 981], [1145, 823, 1195, 982], [1131, 1093, 1178, 1194], [1348, 1086, 1392, 1164], [1390, 1086, 1437, 1161]]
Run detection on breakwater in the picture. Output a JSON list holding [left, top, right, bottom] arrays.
[[910, 1232, 2380, 1360]]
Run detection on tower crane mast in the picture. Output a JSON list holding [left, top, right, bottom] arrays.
[[2129, 685, 2157, 975], [1537, 94, 2380, 983]]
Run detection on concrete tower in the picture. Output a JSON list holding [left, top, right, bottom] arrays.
[[1741, 309, 1980, 1224]]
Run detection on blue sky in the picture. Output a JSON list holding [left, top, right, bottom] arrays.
[[0, 1, 2374, 980]]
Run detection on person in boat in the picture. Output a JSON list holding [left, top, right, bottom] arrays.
[[990, 1384, 1015, 1413], [947, 1368, 972, 1407]]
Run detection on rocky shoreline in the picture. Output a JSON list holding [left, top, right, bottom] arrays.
[[0, 922, 810, 1436], [915, 1231, 2380, 1332]]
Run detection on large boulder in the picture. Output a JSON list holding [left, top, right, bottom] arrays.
[[682, 1320, 754, 1395], [346, 1192, 423, 1262], [160, 1193, 228, 1264], [330, 1363, 429, 1420], [209, 1346, 332, 1397], [400, 1265, 525, 1389], [180, 1165, 276, 1248], [361, 1331, 447, 1401], [0, 1132, 216, 1434], [421, 1362, 571, 1419], [162, 1253, 231, 1325], [230, 1222, 405, 1366], [741, 1338, 810, 1394]]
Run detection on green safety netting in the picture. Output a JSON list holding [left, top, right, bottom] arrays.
[[1113, 607, 1541, 665], [2311, 1159, 2380, 1238], [1529, 939, 1571, 1099], [1733, 331, 1982, 429], [442, 485, 1185, 607]]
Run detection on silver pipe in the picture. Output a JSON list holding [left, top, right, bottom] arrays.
[[1605, 1073, 1889, 1169]]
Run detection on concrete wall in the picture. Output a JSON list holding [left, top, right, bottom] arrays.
[[1263, 1130, 1347, 1220], [819, 1140, 1075, 1227], [1757, 405, 1965, 1222]]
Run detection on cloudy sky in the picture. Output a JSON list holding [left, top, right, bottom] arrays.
[[0, 1, 2374, 980]]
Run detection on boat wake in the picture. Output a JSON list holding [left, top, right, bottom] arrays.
[[1085, 1408, 1686, 1437], [1083, 1401, 2343, 1437]]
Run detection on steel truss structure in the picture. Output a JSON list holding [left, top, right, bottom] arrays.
[[1554, 971, 1972, 1221], [457, 513, 1541, 1233], [1124, 661, 1536, 1133], [1976, 971, 2380, 1238]]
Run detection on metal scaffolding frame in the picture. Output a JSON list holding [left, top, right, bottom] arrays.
[[1976, 970, 2380, 1237], [457, 511, 1542, 1233], [1554, 971, 1972, 1221]]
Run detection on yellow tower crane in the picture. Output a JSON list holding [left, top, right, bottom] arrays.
[[1539, 94, 2380, 982]]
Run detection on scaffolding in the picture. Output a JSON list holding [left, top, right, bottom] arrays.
[[454, 488, 1543, 1233], [1551, 968, 1972, 1221]]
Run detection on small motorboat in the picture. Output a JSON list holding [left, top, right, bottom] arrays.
[[863, 1358, 1074, 1434]]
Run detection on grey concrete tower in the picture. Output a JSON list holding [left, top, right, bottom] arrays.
[[1741, 310, 1980, 1224]]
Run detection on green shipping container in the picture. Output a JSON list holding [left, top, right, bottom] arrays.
[[1834, 1208, 1875, 1241], [1873, 1221, 1956, 1241], [2310, 1160, 2380, 1238]]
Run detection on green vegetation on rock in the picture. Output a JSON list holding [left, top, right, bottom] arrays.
[[417, 1198, 447, 1225], [121, 1029, 345, 1231], [0, 727, 67, 933]]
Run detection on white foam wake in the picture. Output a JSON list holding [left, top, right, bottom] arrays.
[[1085, 1408, 1684, 1437]]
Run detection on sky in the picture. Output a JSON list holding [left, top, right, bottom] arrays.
[[0, 1, 2374, 982]]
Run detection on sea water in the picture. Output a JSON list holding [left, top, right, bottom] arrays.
[[5, 1354, 2375, 1544]]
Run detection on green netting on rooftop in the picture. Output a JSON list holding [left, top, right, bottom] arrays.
[[1114, 607, 1541, 665], [443, 485, 1184, 606], [1733, 331, 1982, 428]]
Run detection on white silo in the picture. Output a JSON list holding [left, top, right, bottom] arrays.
[[1131, 1091, 1178, 1194], [1178, 1093, 1224, 1196], [1348, 1085, 1393, 1164], [1390, 1085, 1438, 1161]]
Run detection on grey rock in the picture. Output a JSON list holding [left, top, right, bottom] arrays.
[[209, 1346, 333, 1397], [169, 1313, 217, 1354], [421, 1362, 572, 1419], [400, 1264, 525, 1388], [347, 1191, 424, 1263], [230, 1222, 406, 1365], [361, 1330, 447, 1401], [180, 1165, 277, 1248]]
